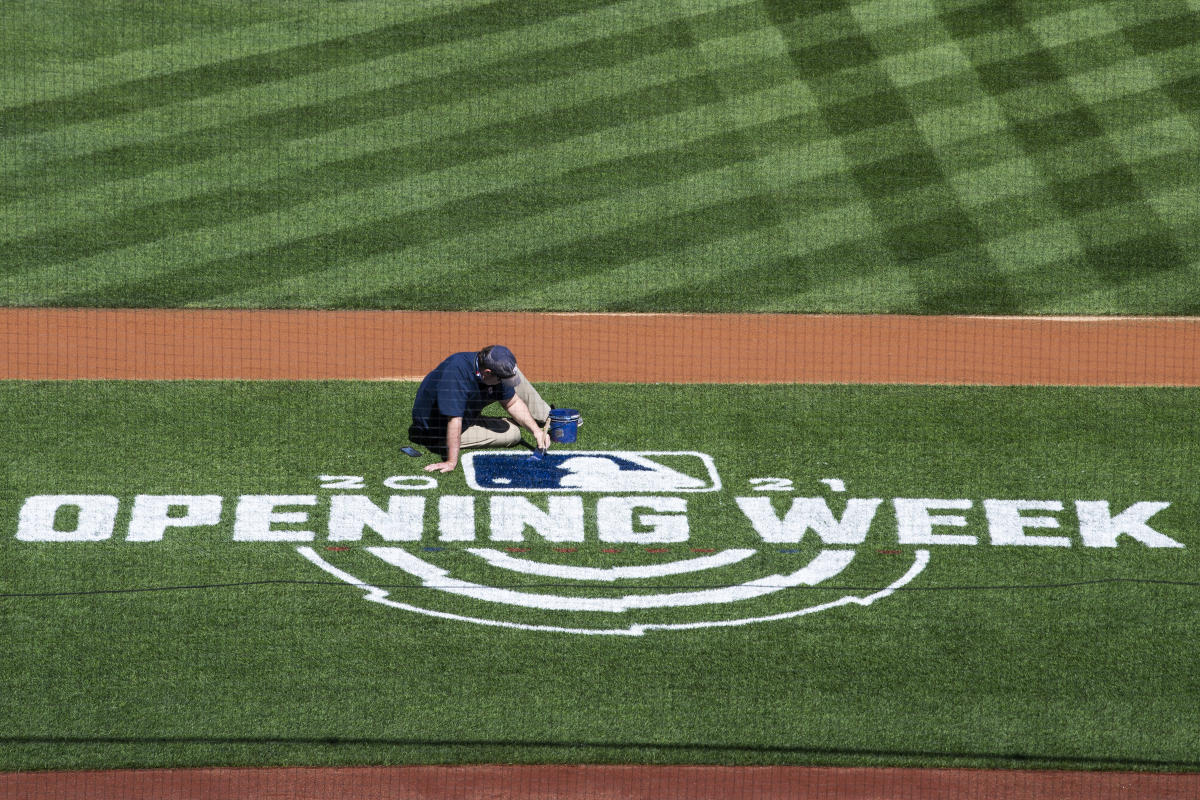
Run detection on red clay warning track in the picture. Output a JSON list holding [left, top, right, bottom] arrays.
[[2, 309, 1198, 384], [4, 764, 1199, 800]]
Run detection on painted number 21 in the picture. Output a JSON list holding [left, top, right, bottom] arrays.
[[749, 477, 846, 492]]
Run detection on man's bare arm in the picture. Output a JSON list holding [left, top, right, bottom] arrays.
[[424, 416, 462, 473], [504, 395, 550, 451]]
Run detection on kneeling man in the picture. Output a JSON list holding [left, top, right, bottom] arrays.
[[409, 345, 551, 473]]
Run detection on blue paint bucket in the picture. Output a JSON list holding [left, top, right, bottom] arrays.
[[548, 408, 581, 443]]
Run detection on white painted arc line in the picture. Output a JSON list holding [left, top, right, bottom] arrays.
[[298, 545, 642, 635], [296, 546, 930, 635], [632, 549, 931, 632], [465, 547, 757, 581], [296, 546, 374, 591], [364, 547, 855, 612], [850, 548, 930, 606], [294, 545, 565, 630]]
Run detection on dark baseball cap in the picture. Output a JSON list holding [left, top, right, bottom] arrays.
[[478, 345, 520, 385]]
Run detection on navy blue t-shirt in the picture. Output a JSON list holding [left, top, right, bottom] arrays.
[[410, 352, 516, 432]]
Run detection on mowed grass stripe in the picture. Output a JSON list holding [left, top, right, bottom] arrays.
[[7, 22, 1192, 249], [1042, 197, 1200, 313], [907, 3, 1197, 304], [754, 32, 1200, 122], [178, 112, 832, 307], [898, 172, 1200, 312], [0, 0, 749, 174], [964, 5, 1195, 286], [780, 3, 1197, 311], [550, 135, 1199, 314], [952, 136, 1193, 237], [0, 0, 622, 136], [11, 0, 1187, 179], [0, 6, 767, 206], [7, 81, 813, 304], [53, 82, 821, 308], [0, 0, 501, 109], [20, 52, 1197, 308], [871, 8, 1074, 312], [856, 0, 1196, 310], [199, 138, 849, 309], [4, 0, 1197, 313], [6, 5, 1190, 203], [890, 136, 1199, 246], [0, 23, 783, 243], [767, 0, 1015, 313], [1055, 249, 1200, 314], [6, 63, 804, 301], [913, 52, 1200, 178], [1102, 0, 1200, 175], [183, 103, 1200, 311], [888, 136, 1199, 260], [2, 100, 810, 303], [492, 202, 881, 312]]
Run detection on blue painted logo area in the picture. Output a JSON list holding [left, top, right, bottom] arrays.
[[463, 451, 721, 492], [472, 453, 646, 490]]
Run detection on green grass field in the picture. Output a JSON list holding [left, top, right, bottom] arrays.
[[4, 0, 1200, 779], [2, 381, 1198, 771], [2, 0, 1199, 312]]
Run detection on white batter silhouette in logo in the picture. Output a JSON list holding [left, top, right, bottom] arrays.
[[464, 451, 721, 492], [557, 456, 707, 491]]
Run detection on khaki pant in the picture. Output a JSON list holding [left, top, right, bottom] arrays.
[[453, 368, 551, 450]]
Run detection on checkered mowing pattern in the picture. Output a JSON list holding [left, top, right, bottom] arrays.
[[1, 0, 1198, 313]]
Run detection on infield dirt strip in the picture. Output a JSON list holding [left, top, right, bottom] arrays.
[[1, 309, 1198, 385], [3, 309, 1199, 800], [4, 765, 1200, 800]]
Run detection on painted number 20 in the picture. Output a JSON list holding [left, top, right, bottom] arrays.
[[318, 475, 438, 491]]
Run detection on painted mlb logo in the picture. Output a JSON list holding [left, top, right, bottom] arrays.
[[463, 451, 722, 493]]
